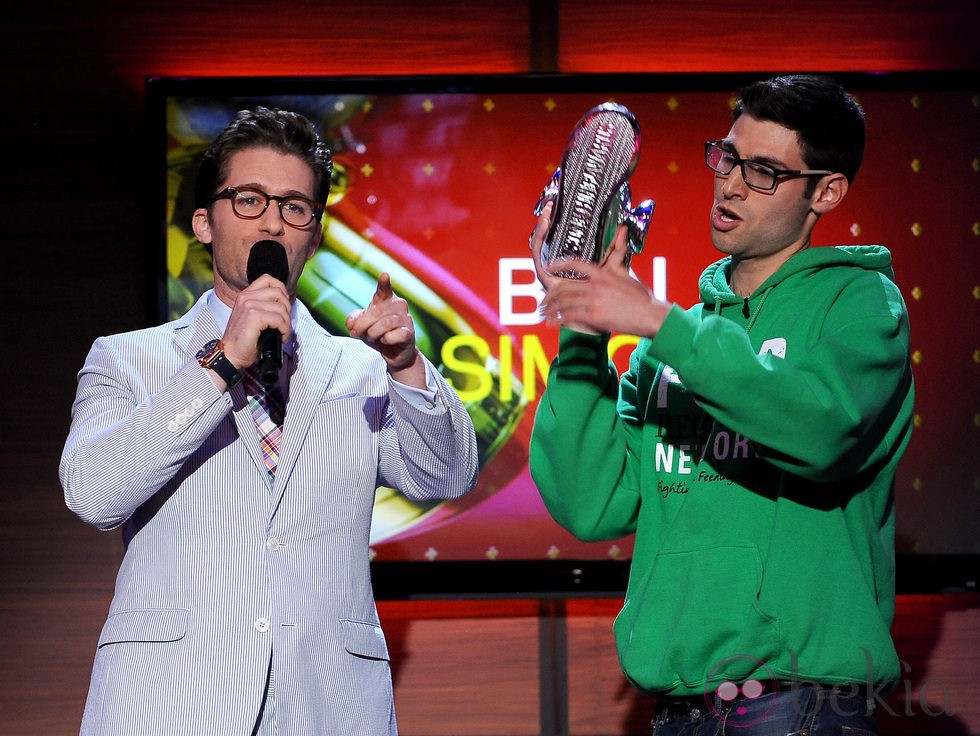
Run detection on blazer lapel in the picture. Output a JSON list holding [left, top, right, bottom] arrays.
[[170, 291, 222, 357], [270, 304, 344, 506], [231, 387, 272, 484], [171, 291, 270, 482]]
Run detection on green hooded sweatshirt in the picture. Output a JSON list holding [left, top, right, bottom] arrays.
[[530, 245, 914, 697]]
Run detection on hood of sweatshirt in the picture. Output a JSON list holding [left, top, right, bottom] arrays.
[[699, 245, 896, 318]]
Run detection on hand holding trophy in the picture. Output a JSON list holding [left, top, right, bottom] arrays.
[[534, 103, 654, 278]]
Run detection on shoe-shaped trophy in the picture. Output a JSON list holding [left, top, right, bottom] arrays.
[[535, 102, 654, 278]]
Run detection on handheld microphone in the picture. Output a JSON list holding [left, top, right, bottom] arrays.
[[246, 240, 289, 385]]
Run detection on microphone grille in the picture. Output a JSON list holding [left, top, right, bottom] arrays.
[[246, 240, 289, 284]]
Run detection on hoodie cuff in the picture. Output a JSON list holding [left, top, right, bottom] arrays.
[[554, 327, 612, 378]]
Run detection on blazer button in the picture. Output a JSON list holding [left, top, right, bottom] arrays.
[[254, 618, 270, 633]]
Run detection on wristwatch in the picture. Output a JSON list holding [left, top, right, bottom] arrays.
[[196, 339, 244, 388]]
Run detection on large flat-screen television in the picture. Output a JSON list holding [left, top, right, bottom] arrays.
[[147, 71, 977, 598]]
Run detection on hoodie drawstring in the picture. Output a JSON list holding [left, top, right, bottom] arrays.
[[745, 288, 772, 333]]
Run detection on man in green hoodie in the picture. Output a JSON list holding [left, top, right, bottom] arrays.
[[529, 75, 914, 735]]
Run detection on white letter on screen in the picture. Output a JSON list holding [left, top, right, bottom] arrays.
[[499, 257, 545, 326]]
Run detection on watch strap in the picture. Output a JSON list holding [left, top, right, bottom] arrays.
[[196, 339, 244, 388]]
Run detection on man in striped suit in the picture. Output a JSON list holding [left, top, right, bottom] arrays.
[[60, 107, 479, 735]]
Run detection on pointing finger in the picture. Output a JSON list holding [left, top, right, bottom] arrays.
[[374, 272, 394, 304]]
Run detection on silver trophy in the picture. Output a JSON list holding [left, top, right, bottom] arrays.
[[535, 102, 654, 278]]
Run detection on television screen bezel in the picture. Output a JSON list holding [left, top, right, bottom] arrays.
[[145, 70, 977, 599]]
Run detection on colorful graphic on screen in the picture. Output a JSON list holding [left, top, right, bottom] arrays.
[[160, 77, 978, 565]]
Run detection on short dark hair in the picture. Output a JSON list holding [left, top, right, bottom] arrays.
[[193, 106, 333, 209], [733, 75, 866, 183]]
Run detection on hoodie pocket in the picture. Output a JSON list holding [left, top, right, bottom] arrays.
[[615, 543, 781, 691]]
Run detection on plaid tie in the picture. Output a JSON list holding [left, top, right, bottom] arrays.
[[243, 368, 285, 476]]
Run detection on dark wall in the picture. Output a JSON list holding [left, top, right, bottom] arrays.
[[2, 2, 976, 733]]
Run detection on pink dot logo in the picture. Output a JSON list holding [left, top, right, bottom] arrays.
[[704, 655, 779, 728]]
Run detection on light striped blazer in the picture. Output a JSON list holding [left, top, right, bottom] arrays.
[[60, 291, 478, 735]]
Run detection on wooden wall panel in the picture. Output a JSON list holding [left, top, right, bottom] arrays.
[[373, 596, 980, 735], [878, 595, 980, 735], [382, 601, 543, 734], [557, 0, 979, 73], [1, 1, 976, 734]]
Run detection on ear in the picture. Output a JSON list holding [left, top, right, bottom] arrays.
[[811, 173, 849, 215], [305, 221, 323, 261], [192, 207, 212, 245]]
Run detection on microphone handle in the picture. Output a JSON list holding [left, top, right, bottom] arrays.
[[257, 328, 282, 384]]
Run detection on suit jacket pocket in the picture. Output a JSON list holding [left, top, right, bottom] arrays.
[[340, 618, 390, 661], [98, 608, 189, 647]]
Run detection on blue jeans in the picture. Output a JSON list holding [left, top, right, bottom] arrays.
[[651, 684, 878, 736]]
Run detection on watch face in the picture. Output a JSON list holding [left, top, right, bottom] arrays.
[[196, 338, 221, 361]]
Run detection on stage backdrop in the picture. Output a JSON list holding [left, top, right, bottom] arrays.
[[155, 73, 978, 573]]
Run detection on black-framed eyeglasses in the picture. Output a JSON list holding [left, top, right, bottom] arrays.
[[705, 141, 833, 192], [208, 186, 323, 228]]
